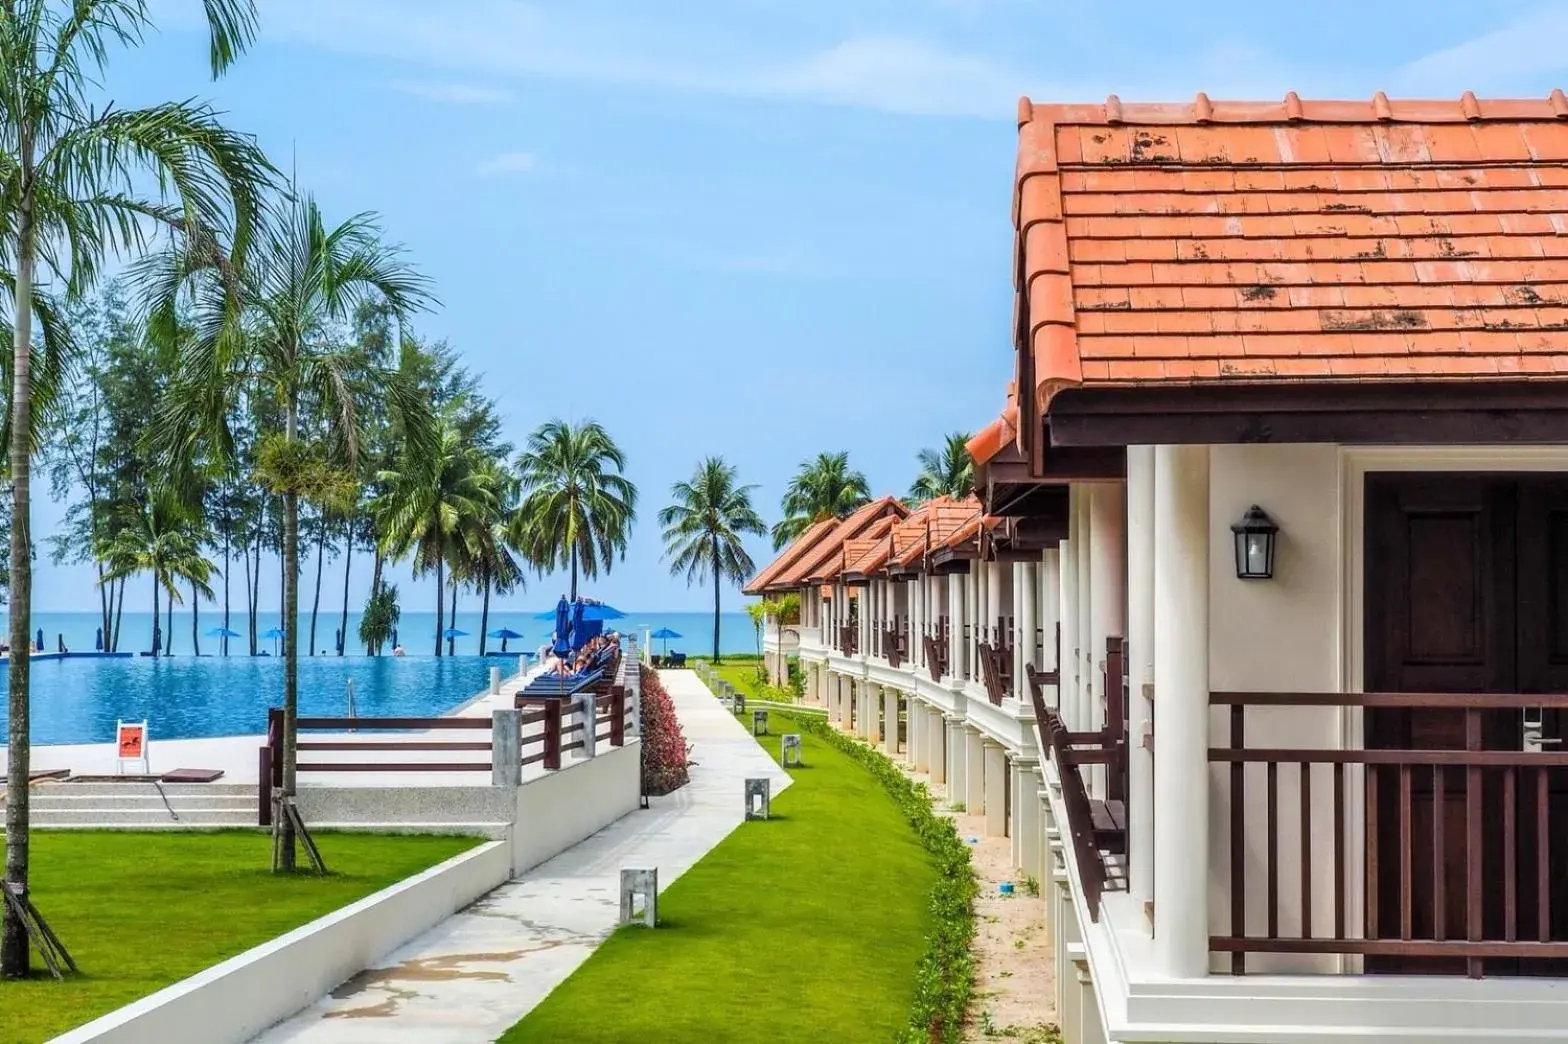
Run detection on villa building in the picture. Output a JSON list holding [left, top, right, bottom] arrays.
[[748, 92, 1568, 1042]]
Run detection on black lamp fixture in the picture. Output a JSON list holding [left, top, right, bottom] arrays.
[[1230, 505, 1279, 580]]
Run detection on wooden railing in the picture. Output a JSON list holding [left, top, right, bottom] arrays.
[[1210, 691, 1568, 977], [258, 687, 633, 825], [883, 628, 906, 668], [837, 624, 858, 656], [922, 634, 947, 682], [977, 641, 1014, 705]]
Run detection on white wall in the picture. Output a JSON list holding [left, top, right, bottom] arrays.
[[512, 741, 642, 873], [54, 841, 513, 1044], [1206, 443, 1344, 972]]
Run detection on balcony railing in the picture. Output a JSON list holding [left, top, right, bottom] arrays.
[[977, 641, 1015, 705], [883, 628, 906, 668], [836, 624, 858, 657], [1211, 690, 1568, 977]]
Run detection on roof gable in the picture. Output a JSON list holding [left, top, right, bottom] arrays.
[[742, 517, 838, 596]]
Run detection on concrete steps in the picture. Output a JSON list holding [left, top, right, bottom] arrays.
[[5, 781, 258, 828]]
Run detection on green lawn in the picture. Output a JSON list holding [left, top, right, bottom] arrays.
[[0, 830, 482, 1044], [502, 713, 938, 1044]]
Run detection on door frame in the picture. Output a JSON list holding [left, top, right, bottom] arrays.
[[1339, 446, 1568, 972]]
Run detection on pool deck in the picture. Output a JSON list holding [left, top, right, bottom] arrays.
[[4, 666, 546, 788]]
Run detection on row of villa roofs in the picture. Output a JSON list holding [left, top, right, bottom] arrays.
[[749, 89, 1568, 592], [744, 495, 1000, 595]]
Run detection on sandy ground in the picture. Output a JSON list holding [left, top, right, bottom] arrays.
[[944, 803, 1058, 1043]]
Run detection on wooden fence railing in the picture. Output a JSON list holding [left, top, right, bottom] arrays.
[[1210, 690, 1568, 977], [258, 687, 634, 826]]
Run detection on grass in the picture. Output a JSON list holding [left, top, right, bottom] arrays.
[[703, 654, 801, 705], [0, 830, 482, 1044], [502, 712, 938, 1044]]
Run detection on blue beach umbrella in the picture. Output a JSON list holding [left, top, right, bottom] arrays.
[[442, 628, 470, 638], [570, 600, 589, 651], [549, 596, 571, 657], [261, 626, 285, 657], [488, 627, 524, 653], [205, 626, 242, 638], [575, 599, 625, 621], [650, 627, 682, 656]]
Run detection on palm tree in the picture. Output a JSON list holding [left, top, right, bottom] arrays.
[[660, 457, 765, 662], [377, 423, 495, 656], [771, 451, 870, 548], [454, 462, 523, 656], [511, 419, 637, 601], [100, 491, 214, 659], [908, 432, 975, 503], [0, 0, 270, 972], [149, 195, 433, 869]]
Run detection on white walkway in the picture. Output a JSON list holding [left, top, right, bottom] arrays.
[[251, 669, 791, 1043]]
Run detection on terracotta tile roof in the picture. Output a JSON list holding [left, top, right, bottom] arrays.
[[769, 496, 908, 590], [825, 516, 900, 582], [887, 500, 937, 568], [743, 517, 838, 596], [1014, 91, 1568, 427]]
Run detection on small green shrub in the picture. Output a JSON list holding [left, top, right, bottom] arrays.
[[791, 714, 977, 1044]]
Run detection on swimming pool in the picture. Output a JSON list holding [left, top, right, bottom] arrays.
[[0, 655, 509, 746]]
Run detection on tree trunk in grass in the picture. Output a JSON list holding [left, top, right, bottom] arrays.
[[712, 534, 722, 663]]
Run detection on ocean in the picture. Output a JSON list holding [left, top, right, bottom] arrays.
[[0, 610, 760, 659]]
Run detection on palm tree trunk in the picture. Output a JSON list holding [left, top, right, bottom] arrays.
[[98, 560, 110, 653], [434, 556, 445, 657], [191, 578, 201, 657], [222, 514, 231, 657], [570, 546, 579, 602], [308, 517, 325, 657], [4, 172, 37, 979], [713, 535, 722, 662], [479, 574, 491, 656], [280, 395, 301, 872], [448, 579, 459, 657], [150, 575, 161, 659], [244, 527, 256, 655], [337, 520, 352, 656], [112, 577, 126, 652], [164, 587, 173, 656]]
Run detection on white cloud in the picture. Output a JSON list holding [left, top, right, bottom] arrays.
[[477, 152, 539, 176], [1396, 4, 1568, 93], [390, 80, 514, 104]]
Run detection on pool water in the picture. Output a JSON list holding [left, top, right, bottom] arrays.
[[0, 656, 508, 746]]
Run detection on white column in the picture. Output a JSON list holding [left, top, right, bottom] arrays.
[[965, 570, 979, 679], [1152, 443, 1210, 978], [1019, 561, 1038, 679], [1041, 550, 1060, 685], [946, 718, 966, 798], [985, 561, 1001, 650], [863, 682, 879, 742], [1060, 496, 1080, 730], [1076, 488, 1094, 733], [912, 701, 929, 772], [983, 742, 1008, 837], [965, 727, 986, 812], [883, 688, 900, 755], [927, 708, 947, 785], [947, 572, 964, 682], [1017, 758, 1043, 879], [1127, 445, 1157, 910]]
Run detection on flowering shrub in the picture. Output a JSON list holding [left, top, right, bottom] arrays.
[[640, 666, 691, 795]]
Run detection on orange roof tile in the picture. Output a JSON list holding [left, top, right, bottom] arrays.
[[770, 497, 908, 590], [826, 516, 899, 582], [743, 517, 838, 596], [1013, 90, 1568, 432]]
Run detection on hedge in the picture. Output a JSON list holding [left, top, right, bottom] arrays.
[[789, 713, 977, 1043]]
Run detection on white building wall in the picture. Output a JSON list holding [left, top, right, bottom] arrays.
[[1206, 443, 1344, 973]]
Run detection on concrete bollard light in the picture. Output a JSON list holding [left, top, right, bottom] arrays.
[[745, 777, 771, 820], [734, 692, 747, 717], [752, 708, 768, 736], [619, 868, 658, 927], [780, 733, 802, 767]]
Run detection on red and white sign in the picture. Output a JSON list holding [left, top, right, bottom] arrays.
[[116, 720, 149, 774]]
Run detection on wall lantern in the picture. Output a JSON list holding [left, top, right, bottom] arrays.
[[1230, 505, 1279, 580]]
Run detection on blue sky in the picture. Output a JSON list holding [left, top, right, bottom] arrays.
[[29, 0, 1567, 614]]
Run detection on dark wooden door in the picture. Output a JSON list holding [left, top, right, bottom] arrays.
[[1365, 473, 1568, 975]]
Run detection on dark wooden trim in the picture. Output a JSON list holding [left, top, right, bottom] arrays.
[[1211, 748, 1568, 767], [298, 762, 492, 772], [296, 716, 491, 730], [1213, 691, 1568, 709], [297, 741, 492, 752], [1048, 382, 1568, 447], [1211, 937, 1568, 958]]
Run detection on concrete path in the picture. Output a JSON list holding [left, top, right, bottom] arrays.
[[251, 669, 791, 1044]]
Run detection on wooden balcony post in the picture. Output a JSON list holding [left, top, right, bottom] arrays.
[[611, 687, 626, 746], [544, 699, 563, 771], [1152, 444, 1210, 978]]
